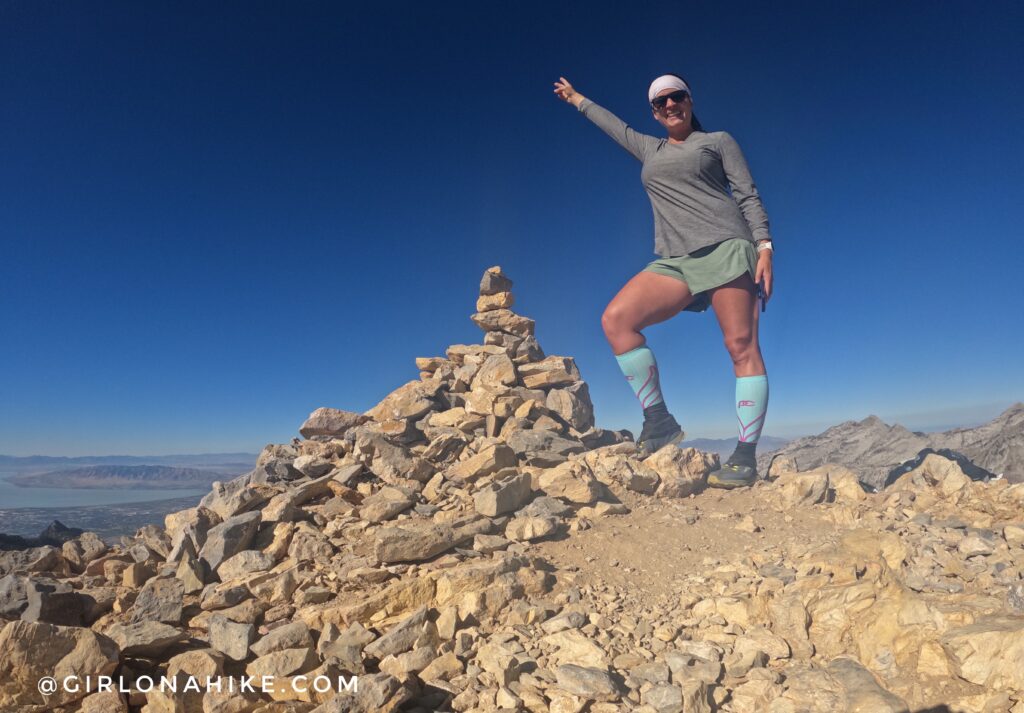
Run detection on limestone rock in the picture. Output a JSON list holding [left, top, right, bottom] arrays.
[[129, 575, 184, 624], [366, 380, 439, 422], [199, 511, 262, 574], [554, 664, 621, 702], [0, 621, 120, 710], [374, 517, 489, 563], [104, 620, 186, 657], [474, 471, 533, 516], [480, 266, 513, 296], [506, 515, 559, 541], [827, 657, 909, 712], [476, 291, 514, 312], [774, 468, 830, 506], [471, 353, 518, 391], [471, 309, 535, 336], [941, 614, 1024, 690], [546, 382, 595, 431], [445, 443, 517, 482], [644, 447, 716, 498], [300, 407, 370, 437], [518, 356, 581, 389], [209, 613, 255, 661]]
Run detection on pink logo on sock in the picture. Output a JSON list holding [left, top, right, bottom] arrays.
[[738, 400, 755, 407]]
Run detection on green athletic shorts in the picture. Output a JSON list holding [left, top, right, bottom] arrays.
[[642, 238, 758, 313]]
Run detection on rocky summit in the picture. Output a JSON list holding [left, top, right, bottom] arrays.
[[1, 266, 1023, 713]]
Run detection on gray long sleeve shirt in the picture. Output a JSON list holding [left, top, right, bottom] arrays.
[[578, 97, 772, 257]]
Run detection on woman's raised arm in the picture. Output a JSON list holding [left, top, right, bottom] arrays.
[[554, 77, 657, 162]]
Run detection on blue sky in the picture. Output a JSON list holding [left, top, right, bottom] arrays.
[[1, 1, 1021, 456]]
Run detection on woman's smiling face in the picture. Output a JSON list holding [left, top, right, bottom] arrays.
[[652, 88, 692, 132]]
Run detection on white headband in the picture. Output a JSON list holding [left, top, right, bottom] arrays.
[[648, 75, 691, 104]]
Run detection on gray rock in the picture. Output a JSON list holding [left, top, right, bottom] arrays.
[[554, 664, 621, 702], [249, 456, 303, 484], [245, 646, 318, 679], [21, 578, 89, 626], [0, 546, 61, 576], [1009, 582, 1024, 613], [0, 574, 29, 617], [505, 430, 585, 460], [198, 511, 262, 574], [480, 267, 513, 296], [288, 523, 336, 562], [364, 606, 430, 659], [541, 610, 587, 634], [642, 683, 683, 713], [366, 436, 434, 484], [958, 531, 996, 557], [520, 496, 573, 518], [104, 620, 187, 657], [474, 472, 533, 517], [358, 485, 417, 524], [216, 550, 275, 581], [318, 622, 374, 672], [129, 576, 184, 624], [200, 582, 251, 611], [374, 517, 490, 564], [514, 335, 545, 363], [209, 614, 255, 661], [251, 622, 314, 658], [664, 650, 723, 685], [135, 524, 172, 558], [827, 656, 909, 712], [200, 477, 271, 520]]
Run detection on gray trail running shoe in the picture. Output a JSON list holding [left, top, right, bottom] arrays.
[[707, 462, 758, 489], [637, 413, 685, 455]]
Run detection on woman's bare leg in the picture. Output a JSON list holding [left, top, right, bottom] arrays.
[[708, 272, 769, 485], [603, 272, 694, 452], [709, 273, 764, 376], [601, 272, 696, 354]]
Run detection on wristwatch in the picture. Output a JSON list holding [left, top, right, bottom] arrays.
[[756, 240, 773, 254]]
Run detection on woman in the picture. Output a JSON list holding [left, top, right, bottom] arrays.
[[553, 74, 774, 489]]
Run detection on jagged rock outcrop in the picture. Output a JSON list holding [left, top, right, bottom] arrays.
[[943, 403, 1024, 483], [0, 520, 84, 552], [760, 404, 1023, 489], [0, 267, 1020, 712]]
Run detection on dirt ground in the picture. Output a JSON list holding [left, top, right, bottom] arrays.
[[531, 481, 841, 600]]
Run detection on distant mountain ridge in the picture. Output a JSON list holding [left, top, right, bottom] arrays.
[[759, 403, 1023, 488], [680, 436, 791, 461], [7, 465, 231, 490], [0, 453, 257, 467]]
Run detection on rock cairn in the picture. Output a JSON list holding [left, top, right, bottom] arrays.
[[1, 267, 1023, 712]]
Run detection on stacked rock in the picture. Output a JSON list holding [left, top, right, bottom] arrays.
[[0, 266, 721, 712], [3, 265, 1024, 711]]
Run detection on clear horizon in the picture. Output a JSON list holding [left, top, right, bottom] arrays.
[[0, 399, 1016, 458], [2, 2, 1021, 457]]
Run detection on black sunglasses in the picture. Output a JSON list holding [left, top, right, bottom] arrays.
[[651, 90, 690, 110]]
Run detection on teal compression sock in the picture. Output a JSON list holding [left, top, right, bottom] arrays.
[[736, 374, 768, 444], [614, 345, 664, 408]]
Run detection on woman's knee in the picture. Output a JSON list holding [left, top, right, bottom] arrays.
[[723, 332, 755, 361], [601, 304, 632, 337]]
